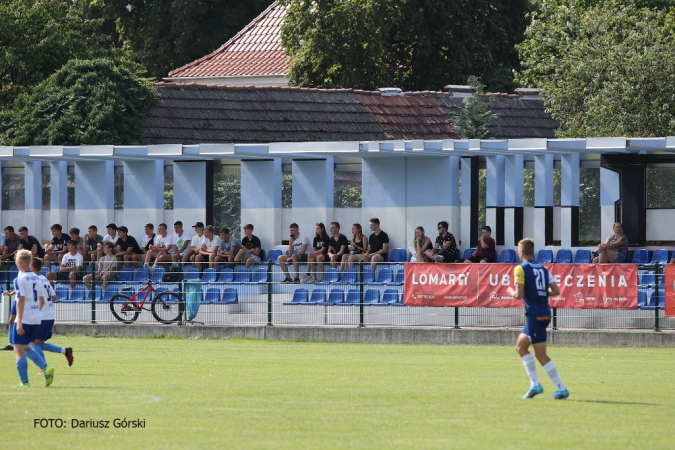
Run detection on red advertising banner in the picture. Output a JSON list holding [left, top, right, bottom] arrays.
[[665, 265, 675, 318], [404, 263, 638, 309]]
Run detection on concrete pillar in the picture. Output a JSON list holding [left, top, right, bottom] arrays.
[[534, 154, 554, 247], [405, 156, 459, 252], [24, 161, 42, 239], [291, 158, 334, 234], [600, 167, 621, 243], [460, 157, 479, 248], [123, 160, 164, 234], [241, 159, 282, 251], [486, 155, 505, 245], [361, 157, 406, 251], [49, 161, 68, 231], [173, 162, 207, 234], [504, 155, 524, 248], [560, 153, 580, 248], [74, 161, 114, 231]]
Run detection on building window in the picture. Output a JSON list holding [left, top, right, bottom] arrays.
[[164, 165, 173, 210], [334, 165, 362, 208], [579, 167, 600, 244], [67, 166, 75, 210], [114, 166, 124, 210], [42, 166, 50, 210], [214, 165, 241, 237], [646, 166, 675, 208], [282, 165, 292, 209], [1, 167, 25, 211]]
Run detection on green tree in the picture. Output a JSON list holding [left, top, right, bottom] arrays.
[[517, 0, 675, 137], [4, 59, 157, 146], [452, 76, 498, 139], [214, 169, 242, 237], [0, 0, 124, 108], [92, 0, 272, 79], [281, 0, 532, 92]]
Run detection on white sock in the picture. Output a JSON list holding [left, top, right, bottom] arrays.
[[521, 354, 540, 387], [543, 361, 566, 391]]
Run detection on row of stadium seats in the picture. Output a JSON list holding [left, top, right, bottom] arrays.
[[283, 288, 403, 306]]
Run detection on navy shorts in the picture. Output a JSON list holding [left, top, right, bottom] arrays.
[[34, 320, 55, 342], [522, 314, 551, 344], [12, 323, 40, 346]]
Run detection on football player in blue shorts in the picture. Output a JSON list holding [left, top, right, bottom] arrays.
[[31, 257, 73, 368], [11, 250, 54, 387], [507, 238, 569, 400]]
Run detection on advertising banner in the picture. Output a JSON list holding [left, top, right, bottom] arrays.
[[665, 265, 675, 318], [404, 263, 638, 309]]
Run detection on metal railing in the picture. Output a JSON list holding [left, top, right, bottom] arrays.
[[3, 260, 672, 331]]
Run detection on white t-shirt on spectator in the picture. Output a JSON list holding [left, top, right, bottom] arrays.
[[203, 236, 222, 250], [292, 233, 311, 254], [103, 234, 118, 245], [175, 231, 192, 255], [141, 234, 156, 249], [61, 252, 83, 269], [191, 233, 205, 250]]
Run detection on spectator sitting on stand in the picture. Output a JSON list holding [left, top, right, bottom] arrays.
[[466, 226, 496, 263]]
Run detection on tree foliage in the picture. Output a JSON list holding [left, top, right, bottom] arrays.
[[452, 76, 498, 139], [517, 0, 675, 137], [4, 59, 157, 146], [92, 0, 273, 79], [280, 0, 532, 92]]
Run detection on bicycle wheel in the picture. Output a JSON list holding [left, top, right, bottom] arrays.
[[109, 294, 140, 324], [151, 291, 182, 324]]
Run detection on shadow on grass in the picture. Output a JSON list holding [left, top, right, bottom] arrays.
[[571, 399, 660, 406]]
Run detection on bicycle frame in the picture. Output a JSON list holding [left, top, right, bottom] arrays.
[[123, 283, 155, 309]]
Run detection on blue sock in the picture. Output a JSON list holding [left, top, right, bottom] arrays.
[[9, 324, 15, 345], [32, 345, 46, 361], [17, 356, 28, 383], [26, 347, 47, 370], [41, 343, 64, 354]]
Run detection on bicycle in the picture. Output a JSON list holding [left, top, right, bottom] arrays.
[[109, 278, 183, 324]]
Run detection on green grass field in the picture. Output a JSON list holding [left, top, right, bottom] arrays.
[[1, 334, 673, 449]]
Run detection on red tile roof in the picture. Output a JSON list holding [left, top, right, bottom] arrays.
[[168, 2, 289, 78]]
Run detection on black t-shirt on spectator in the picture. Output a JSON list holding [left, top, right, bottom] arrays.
[[329, 234, 349, 255], [51, 234, 69, 252], [118, 236, 143, 254], [242, 235, 261, 251], [369, 231, 389, 254], [85, 234, 103, 251], [313, 234, 330, 253], [20, 236, 45, 257]]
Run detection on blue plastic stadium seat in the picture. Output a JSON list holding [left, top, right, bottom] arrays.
[[649, 249, 669, 265], [363, 289, 380, 304], [637, 290, 649, 308], [379, 289, 399, 305], [92, 286, 103, 302], [555, 249, 572, 264], [267, 249, 282, 262], [202, 268, 217, 283], [389, 248, 406, 263], [40, 267, 50, 277], [393, 270, 404, 285], [103, 285, 119, 302], [374, 267, 393, 284], [362, 268, 375, 283], [536, 249, 554, 264], [574, 249, 592, 264], [344, 289, 360, 305], [118, 267, 133, 282], [498, 249, 517, 263], [308, 289, 327, 305], [9, 267, 19, 282], [204, 287, 221, 303], [328, 289, 344, 305], [55, 285, 69, 302], [631, 249, 648, 264], [223, 288, 238, 304], [234, 268, 252, 283], [70, 285, 86, 302], [462, 248, 475, 261], [218, 268, 234, 283], [318, 268, 339, 284], [151, 266, 166, 283], [252, 268, 267, 283], [183, 267, 200, 280], [340, 269, 357, 283], [283, 288, 308, 305], [134, 267, 149, 282]]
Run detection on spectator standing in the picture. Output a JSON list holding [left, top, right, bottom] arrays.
[[467, 226, 496, 263], [214, 227, 241, 267], [44, 224, 69, 267], [412, 226, 432, 262], [115, 226, 143, 268], [234, 224, 262, 269], [365, 218, 389, 269], [327, 222, 349, 271], [304, 223, 330, 283], [46, 240, 82, 288], [18, 226, 45, 258], [424, 221, 459, 263], [279, 223, 310, 283]]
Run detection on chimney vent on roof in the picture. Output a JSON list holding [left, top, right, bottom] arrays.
[[444, 85, 474, 97], [378, 87, 404, 97], [515, 88, 541, 100]]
